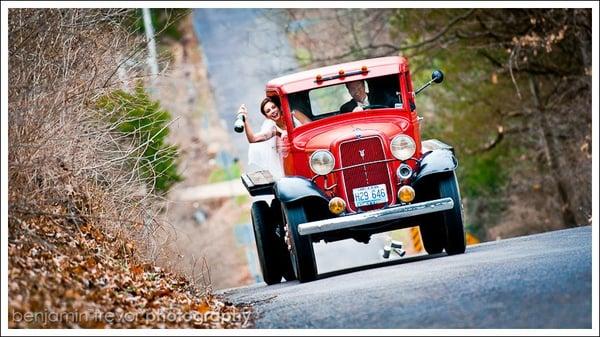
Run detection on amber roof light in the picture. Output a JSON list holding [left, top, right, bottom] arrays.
[[313, 66, 369, 83]]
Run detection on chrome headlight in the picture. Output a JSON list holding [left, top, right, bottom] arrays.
[[391, 135, 416, 160], [397, 163, 413, 180], [309, 150, 335, 175]]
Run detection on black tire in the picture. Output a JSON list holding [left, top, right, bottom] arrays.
[[439, 172, 466, 255], [251, 201, 282, 285], [281, 258, 297, 281], [417, 184, 446, 255], [282, 203, 317, 282], [419, 218, 445, 254], [270, 199, 296, 282]]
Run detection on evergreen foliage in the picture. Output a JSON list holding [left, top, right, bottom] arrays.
[[96, 83, 182, 193]]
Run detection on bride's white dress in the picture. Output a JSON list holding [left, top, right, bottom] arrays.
[[247, 119, 284, 180]]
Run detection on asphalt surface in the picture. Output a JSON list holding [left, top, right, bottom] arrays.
[[192, 9, 298, 160], [218, 226, 593, 328]]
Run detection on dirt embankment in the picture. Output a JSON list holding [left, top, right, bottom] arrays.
[[147, 13, 256, 290], [8, 211, 251, 328], [8, 9, 253, 328]]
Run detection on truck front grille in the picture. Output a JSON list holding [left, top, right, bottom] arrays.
[[339, 137, 393, 212]]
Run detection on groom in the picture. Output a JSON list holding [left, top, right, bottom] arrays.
[[339, 80, 399, 113]]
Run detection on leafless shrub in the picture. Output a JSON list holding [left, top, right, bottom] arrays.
[[8, 9, 179, 269]]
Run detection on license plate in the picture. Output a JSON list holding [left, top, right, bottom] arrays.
[[353, 184, 388, 208]]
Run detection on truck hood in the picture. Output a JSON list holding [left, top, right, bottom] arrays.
[[292, 111, 411, 151]]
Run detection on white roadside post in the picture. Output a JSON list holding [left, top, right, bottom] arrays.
[[142, 8, 159, 85]]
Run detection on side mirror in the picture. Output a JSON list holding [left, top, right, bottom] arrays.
[[432, 70, 444, 83], [415, 69, 445, 96]]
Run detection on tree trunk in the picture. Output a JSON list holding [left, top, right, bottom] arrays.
[[528, 75, 577, 227]]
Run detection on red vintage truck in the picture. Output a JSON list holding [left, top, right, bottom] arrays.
[[241, 56, 465, 283]]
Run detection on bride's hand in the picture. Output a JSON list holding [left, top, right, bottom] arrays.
[[237, 104, 248, 118]]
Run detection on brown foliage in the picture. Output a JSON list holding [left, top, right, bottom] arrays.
[[8, 9, 251, 328], [8, 8, 150, 241], [8, 212, 252, 328]]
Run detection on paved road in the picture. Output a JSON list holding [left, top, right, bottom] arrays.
[[192, 9, 298, 160], [219, 226, 593, 328]]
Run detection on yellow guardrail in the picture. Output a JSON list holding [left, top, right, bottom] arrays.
[[410, 227, 423, 252], [466, 232, 480, 245], [409, 227, 480, 253]]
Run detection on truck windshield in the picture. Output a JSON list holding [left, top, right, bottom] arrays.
[[288, 74, 402, 123]]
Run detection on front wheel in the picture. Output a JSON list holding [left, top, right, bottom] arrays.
[[251, 201, 282, 285], [439, 173, 466, 255], [270, 199, 296, 282], [282, 203, 317, 282], [419, 219, 445, 254], [417, 184, 446, 255]]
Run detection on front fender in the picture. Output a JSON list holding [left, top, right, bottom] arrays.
[[274, 176, 330, 205], [413, 149, 458, 184]]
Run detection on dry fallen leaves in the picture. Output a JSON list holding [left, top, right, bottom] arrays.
[[8, 210, 253, 328]]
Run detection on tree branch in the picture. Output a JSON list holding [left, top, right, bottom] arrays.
[[465, 125, 504, 154], [399, 9, 476, 52]]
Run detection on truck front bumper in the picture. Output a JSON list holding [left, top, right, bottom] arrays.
[[297, 197, 454, 236]]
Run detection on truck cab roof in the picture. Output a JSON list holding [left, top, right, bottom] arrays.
[[266, 56, 409, 94]]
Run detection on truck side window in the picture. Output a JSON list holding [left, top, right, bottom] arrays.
[[367, 75, 401, 108]]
